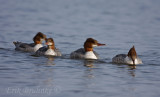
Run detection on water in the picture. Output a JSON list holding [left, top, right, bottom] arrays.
[[0, 0, 160, 97]]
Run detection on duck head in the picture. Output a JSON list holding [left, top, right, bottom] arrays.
[[45, 38, 55, 50], [33, 32, 46, 44], [84, 38, 105, 52]]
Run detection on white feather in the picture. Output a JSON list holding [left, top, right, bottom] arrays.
[[47, 42, 53, 46], [125, 57, 143, 65], [34, 44, 43, 52], [85, 51, 97, 59], [45, 49, 56, 56], [92, 44, 97, 47]]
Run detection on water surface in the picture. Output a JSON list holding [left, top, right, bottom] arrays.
[[0, 0, 160, 97]]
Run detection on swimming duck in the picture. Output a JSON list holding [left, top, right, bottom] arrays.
[[112, 46, 142, 65], [13, 32, 46, 52], [35, 38, 61, 56], [70, 38, 105, 59]]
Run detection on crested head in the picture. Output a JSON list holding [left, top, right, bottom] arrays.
[[84, 38, 105, 52], [127, 45, 137, 64], [33, 32, 46, 44], [46, 38, 55, 50]]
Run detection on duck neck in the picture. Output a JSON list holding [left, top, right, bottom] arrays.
[[34, 41, 41, 44], [84, 47, 93, 52], [33, 36, 42, 44], [48, 45, 55, 50]]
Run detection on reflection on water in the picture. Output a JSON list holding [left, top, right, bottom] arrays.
[[42, 78, 54, 87], [84, 67, 95, 79], [128, 69, 136, 77], [84, 59, 137, 77], [128, 65, 136, 77], [115, 63, 136, 77], [83, 60, 96, 79], [84, 60, 95, 68], [128, 65, 136, 70], [46, 56, 55, 66]]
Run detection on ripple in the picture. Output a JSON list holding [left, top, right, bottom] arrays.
[[0, 68, 17, 71], [0, 47, 5, 50]]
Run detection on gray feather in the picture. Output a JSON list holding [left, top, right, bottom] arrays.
[[70, 48, 99, 59], [112, 54, 127, 64]]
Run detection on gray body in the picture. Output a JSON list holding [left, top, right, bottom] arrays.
[[35, 46, 61, 56], [112, 54, 127, 64], [112, 54, 142, 64], [14, 42, 35, 52], [70, 48, 99, 59]]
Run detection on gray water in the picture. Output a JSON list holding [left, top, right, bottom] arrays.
[[0, 0, 160, 97]]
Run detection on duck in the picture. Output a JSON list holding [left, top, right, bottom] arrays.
[[70, 38, 105, 59], [112, 46, 142, 65], [13, 32, 46, 52], [35, 38, 61, 56]]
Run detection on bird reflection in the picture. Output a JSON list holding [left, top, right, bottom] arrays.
[[46, 56, 55, 65], [42, 78, 54, 86], [128, 65, 136, 70], [128, 65, 136, 77], [83, 60, 96, 79], [84, 60, 96, 68], [115, 63, 136, 77]]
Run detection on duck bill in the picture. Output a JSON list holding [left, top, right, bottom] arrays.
[[97, 43, 106, 46]]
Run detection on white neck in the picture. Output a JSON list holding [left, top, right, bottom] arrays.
[[85, 51, 97, 59], [45, 49, 56, 56], [34, 44, 43, 52]]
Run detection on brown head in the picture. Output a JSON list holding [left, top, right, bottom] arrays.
[[127, 46, 137, 65], [84, 38, 105, 52], [45, 38, 55, 50], [33, 32, 46, 44]]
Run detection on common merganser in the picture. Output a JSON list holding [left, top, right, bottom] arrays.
[[35, 38, 61, 56], [70, 38, 105, 59], [112, 46, 142, 65], [13, 32, 46, 52]]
